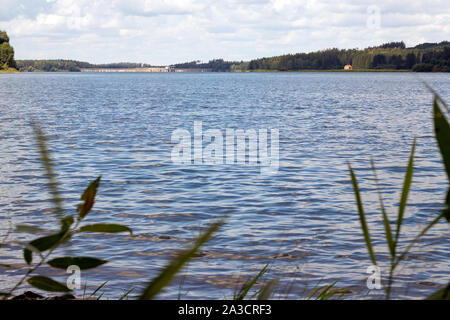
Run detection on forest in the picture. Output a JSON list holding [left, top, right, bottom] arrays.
[[237, 41, 450, 72]]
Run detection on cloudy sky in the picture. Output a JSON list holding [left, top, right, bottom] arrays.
[[1, 0, 449, 65]]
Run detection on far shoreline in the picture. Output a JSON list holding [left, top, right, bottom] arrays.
[[4, 69, 440, 74]]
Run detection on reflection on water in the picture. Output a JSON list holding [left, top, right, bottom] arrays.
[[0, 72, 449, 299]]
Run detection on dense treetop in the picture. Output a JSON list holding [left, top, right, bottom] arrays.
[[0, 30, 16, 71]]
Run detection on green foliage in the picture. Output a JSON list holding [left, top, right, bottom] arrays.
[[0, 31, 16, 70], [348, 90, 449, 299], [0, 30, 16, 70], [0, 31, 9, 44]]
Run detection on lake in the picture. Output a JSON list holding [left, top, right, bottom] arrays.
[[0, 72, 449, 299]]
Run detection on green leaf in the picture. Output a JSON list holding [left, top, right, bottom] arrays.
[[14, 225, 47, 234], [79, 224, 132, 234], [394, 139, 416, 247], [27, 276, 71, 292], [317, 281, 339, 300], [23, 232, 66, 265], [139, 219, 225, 300], [47, 257, 108, 270], [349, 164, 376, 266], [77, 176, 101, 220], [236, 264, 268, 300], [371, 159, 395, 258]]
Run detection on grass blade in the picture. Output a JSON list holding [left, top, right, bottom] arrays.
[[139, 219, 224, 300], [317, 281, 338, 300], [90, 280, 108, 297], [236, 264, 268, 300], [394, 139, 416, 246], [349, 164, 376, 265], [119, 288, 134, 300]]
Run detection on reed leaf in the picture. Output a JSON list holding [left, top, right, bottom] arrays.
[[433, 94, 450, 222], [349, 164, 376, 265], [371, 159, 395, 257], [394, 139, 416, 246]]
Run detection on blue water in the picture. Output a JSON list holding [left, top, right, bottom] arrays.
[[0, 72, 449, 299]]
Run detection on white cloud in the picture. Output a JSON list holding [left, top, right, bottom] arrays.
[[1, 0, 449, 64]]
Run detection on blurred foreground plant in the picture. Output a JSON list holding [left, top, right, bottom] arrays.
[[0, 125, 226, 300], [0, 125, 133, 299], [348, 91, 450, 299]]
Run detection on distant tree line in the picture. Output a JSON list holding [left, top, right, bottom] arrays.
[[172, 59, 240, 72], [9, 37, 450, 73], [367, 41, 406, 49], [239, 41, 450, 72], [16, 60, 157, 72], [0, 30, 17, 70], [412, 41, 450, 50]]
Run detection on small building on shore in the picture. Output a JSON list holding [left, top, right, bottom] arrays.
[[344, 64, 353, 70]]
